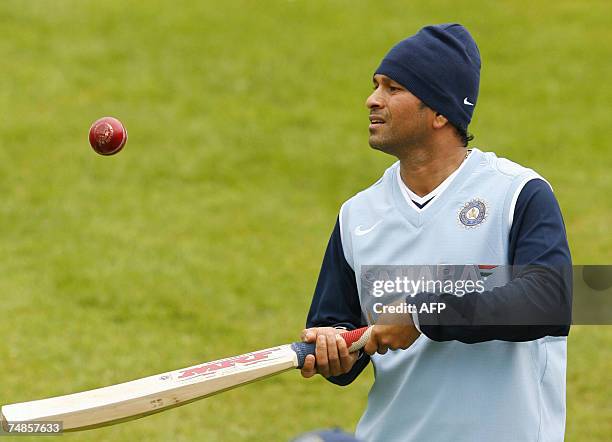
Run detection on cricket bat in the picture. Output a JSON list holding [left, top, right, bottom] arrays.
[[1, 327, 371, 432]]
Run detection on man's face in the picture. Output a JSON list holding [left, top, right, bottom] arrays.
[[366, 74, 431, 155]]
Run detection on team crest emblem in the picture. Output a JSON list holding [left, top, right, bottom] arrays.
[[459, 198, 488, 227]]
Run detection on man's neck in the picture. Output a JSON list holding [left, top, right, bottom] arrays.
[[398, 146, 468, 197]]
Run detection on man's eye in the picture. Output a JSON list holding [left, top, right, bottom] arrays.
[[389, 86, 401, 92]]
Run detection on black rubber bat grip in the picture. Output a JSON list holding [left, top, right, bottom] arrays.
[[291, 342, 316, 369]]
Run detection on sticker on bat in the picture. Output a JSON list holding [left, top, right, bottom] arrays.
[[177, 348, 284, 380]]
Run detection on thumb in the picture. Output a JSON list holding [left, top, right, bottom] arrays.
[[300, 328, 317, 343]]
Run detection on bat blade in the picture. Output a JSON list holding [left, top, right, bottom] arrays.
[[1, 327, 370, 432], [1, 345, 297, 431]]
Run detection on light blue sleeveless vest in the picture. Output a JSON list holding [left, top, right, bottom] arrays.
[[339, 149, 566, 442]]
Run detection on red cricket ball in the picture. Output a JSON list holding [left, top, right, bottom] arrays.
[[88, 117, 128, 155]]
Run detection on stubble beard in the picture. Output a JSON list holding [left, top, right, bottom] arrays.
[[369, 125, 428, 158]]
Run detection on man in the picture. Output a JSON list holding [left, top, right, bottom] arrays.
[[301, 24, 572, 441]]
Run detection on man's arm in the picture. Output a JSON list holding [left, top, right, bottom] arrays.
[[303, 218, 370, 385], [415, 179, 572, 343]]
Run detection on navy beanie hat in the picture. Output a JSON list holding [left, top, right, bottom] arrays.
[[375, 23, 481, 130]]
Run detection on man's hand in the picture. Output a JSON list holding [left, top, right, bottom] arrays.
[[300, 327, 360, 378], [363, 323, 421, 355]]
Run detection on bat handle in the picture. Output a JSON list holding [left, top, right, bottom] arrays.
[[291, 326, 372, 369]]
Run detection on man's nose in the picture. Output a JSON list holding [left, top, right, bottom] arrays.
[[366, 89, 384, 110]]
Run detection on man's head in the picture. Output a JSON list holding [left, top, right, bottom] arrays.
[[367, 24, 480, 155]]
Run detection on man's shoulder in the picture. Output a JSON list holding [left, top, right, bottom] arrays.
[[477, 149, 544, 182]]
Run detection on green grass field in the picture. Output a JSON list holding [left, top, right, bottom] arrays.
[[1, 1, 610, 440]]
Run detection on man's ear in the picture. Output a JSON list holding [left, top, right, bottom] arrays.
[[432, 112, 449, 129]]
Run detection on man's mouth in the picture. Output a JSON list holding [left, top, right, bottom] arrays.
[[369, 115, 386, 129]]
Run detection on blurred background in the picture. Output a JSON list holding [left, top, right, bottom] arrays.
[[0, 1, 610, 440]]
